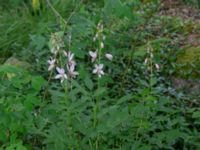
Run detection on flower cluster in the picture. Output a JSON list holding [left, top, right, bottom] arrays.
[[47, 22, 113, 83], [48, 32, 78, 83], [47, 50, 78, 83], [64, 51, 79, 78], [89, 22, 113, 78], [144, 44, 160, 70], [49, 32, 64, 55]]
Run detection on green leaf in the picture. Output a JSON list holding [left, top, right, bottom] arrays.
[[24, 95, 41, 110], [30, 35, 46, 50], [134, 49, 146, 57], [84, 76, 94, 90], [103, 0, 132, 19], [192, 111, 200, 118], [31, 76, 47, 91], [117, 94, 133, 105], [94, 87, 107, 97]]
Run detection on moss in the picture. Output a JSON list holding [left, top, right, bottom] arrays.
[[176, 46, 200, 79]]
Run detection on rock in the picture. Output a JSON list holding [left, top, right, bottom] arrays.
[[3, 57, 30, 79], [171, 77, 200, 93], [4, 57, 30, 68]]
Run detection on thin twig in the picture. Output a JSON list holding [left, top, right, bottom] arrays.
[[46, 0, 67, 24], [46, 0, 83, 28]]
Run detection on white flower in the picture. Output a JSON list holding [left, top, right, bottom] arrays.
[[97, 22, 102, 29], [64, 51, 76, 66], [55, 67, 68, 83], [155, 64, 160, 70], [64, 51, 74, 61], [93, 37, 96, 41], [68, 51, 74, 62], [67, 64, 79, 78], [103, 35, 106, 41], [89, 50, 98, 62], [97, 23, 103, 32], [144, 58, 148, 64], [93, 64, 104, 78], [150, 53, 154, 58], [100, 42, 104, 49], [105, 53, 113, 61], [63, 51, 68, 57], [51, 46, 59, 55], [47, 59, 56, 71], [93, 33, 98, 41]]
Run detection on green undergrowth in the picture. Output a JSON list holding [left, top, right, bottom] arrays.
[[0, 0, 200, 149]]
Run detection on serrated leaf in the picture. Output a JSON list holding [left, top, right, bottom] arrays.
[[31, 76, 47, 91]]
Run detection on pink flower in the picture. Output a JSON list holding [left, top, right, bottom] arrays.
[[93, 64, 104, 78], [64, 51, 74, 60], [55, 67, 67, 83], [67, 64, 79, 78], [64, 51, 76, 66], [105, 53, 113, 61], [89, 50, 98, 62], [47, 59, 56, 71]]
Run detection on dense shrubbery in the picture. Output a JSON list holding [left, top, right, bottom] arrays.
[[0, 0, 200, 149]]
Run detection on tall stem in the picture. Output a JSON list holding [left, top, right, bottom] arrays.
[[46, 0, 83, 31], [42, 70, 53, 100]]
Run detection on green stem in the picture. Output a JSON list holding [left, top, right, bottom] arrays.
[[135, 118, 143, 141], [42, 70, 53, 101], [149, 44, 153, 93], [46, 0, 83, 31], [63, 81, 68, 101]]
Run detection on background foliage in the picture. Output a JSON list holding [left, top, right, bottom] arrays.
[[0, 0, 200, 149]]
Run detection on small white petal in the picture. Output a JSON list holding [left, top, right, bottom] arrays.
[[48, 65, 54, 71], [105, 53, 113, 61], [52, 59, 56, 64], [57, 67, 65, 75], [100, 70, 104, 75], [56, 67, 61, 73], [61, 78, 64, 83], [55, 74, 62, 79], [93, 69, 97, 74], [69, 53, 74, 61], [155, 64, 160, 70], [100, 42, 104, 49], [144, 58, 148, 64], [64, 74, 68, 79], [89, 51, 98, 62], [93, 64, 104, 77], [63, 51, 68, 57], [89, 51, 96, 57], [47, 60, 51, 64], [73, 71, 79, 75], [99, 64, 104, 69]]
